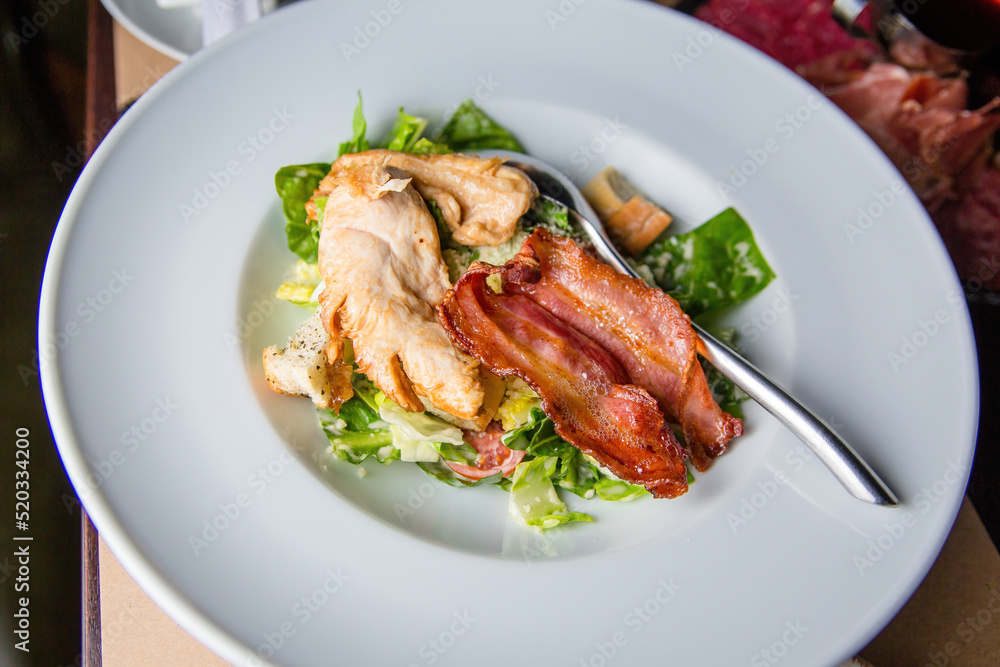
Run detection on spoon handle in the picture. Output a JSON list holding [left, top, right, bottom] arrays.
[[693, 324, 898, 506], [561, 202, 899, 507]]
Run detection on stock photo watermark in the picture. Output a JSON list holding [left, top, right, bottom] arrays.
[[18, 267, 136, 386], [725, 469, 791, 534], [842, 180, 909, 244], [51, 64, 169, 183], [750, 619, 809, 666], [923, 587, 1000, 667], [339, 0, 416, 62], [243, 566, 351, 666], [5, 0, 73, 50], [853, 459, 966, 576], [886, 289, 964, 373], [578, 577, 681, 667], [74, 397, 181, 501], [12, 428, 32, 653], [224, 295, 279, 352], [738, 286, 799, 344], [716, 94, 826, 200], [406, 610, 477, 667], [671, 0, 750, 72], [179, 107, 295, 223], [545, 0, 590, 32], [187, 446, 301, 556], [439, 75, 503, 124], [569, 117, 628, 174], [394, 481, 437, 524]]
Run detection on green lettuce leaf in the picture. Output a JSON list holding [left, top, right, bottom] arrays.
[[318, 399, 396, 465], [379, 108, 450, 154], [337, 91, 370, 157], [275, 163, 330, 263], [274, 260, 322, 308], [638, 207, 775, 318], [408, 137, 452, 155], [435, 99, 524, 152], [382, 107, 426, 152], [594, 477, 648, 501], [503, 408, 647, 501], [378, 402, 469, 463], [508, 456, 593, 529]]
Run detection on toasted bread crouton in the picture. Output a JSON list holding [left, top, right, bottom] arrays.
[[263, 309, 353, 410], [581, 166, 672, 256]]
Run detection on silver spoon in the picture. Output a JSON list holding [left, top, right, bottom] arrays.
[[485, 149, 899, 507]]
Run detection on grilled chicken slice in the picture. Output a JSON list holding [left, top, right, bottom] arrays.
[[312, 149, 537, 246], [317, 156, 487, 420]]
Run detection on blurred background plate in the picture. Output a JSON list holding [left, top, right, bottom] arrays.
[[100, 0, 201, 60]]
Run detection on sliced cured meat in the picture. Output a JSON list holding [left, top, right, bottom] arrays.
[[439, 230, 745, 496], [501, 231, 743, 471], [445, 422, 526, 480]]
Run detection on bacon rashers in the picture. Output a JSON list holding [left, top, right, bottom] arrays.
[[438, 229, 743, 498]]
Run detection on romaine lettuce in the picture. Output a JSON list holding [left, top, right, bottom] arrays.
[[381, 108, 450, 154], [318, 398, 396, 465], [378, 402, 470, 463], [508, 456, 593, 529], [504, 408, 647, 501], [337, 91, 370, 157], [275, 163, 330, 263], [274, 260, 322, 308]]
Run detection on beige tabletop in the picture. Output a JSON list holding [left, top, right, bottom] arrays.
[[99, 17, 1000, 667]]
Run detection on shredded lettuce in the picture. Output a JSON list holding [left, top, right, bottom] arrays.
[[318, 398, 396, 465], [508, 456, 593, 530], [378, 403, 468, 463], [381, 108, 451, 154], [594, 477, 649, 501], [417, 460, 505, 488], [495, 380, 540, 431], [274, 260, 322, 307]]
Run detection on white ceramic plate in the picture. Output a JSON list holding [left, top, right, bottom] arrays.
[[41, 1, 979, 665], [100, 0, 203, 60]]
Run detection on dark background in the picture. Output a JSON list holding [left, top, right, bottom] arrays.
[[2, 0, 88, 665], [0, 1, 998, 666]]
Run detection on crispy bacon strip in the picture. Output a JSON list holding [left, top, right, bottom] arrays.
[[439, 250, 689, 498], [506, 231, 742, 471], [439, 230, 743, 488]]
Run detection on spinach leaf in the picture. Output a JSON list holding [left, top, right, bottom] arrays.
[[435, 99, 524, 152], [639, 207, 775, 318]]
